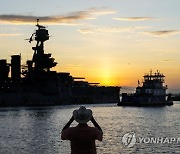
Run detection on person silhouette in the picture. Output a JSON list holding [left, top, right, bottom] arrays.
[[61, 106, 103, 154]]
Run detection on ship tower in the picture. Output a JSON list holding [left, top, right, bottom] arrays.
[[23, 19, 57, 78]]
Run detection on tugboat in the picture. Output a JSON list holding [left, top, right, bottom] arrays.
[[118, 70, 173, 106], [0, 19, 120, 107]]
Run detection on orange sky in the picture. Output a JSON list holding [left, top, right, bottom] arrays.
[[0, 0, 180, 92]]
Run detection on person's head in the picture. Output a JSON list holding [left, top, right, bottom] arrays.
[[73, 106, 92, 124]]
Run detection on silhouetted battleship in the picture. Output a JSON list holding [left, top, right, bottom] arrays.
[[0, 20, 120, 107], [118, 70, 173, 106]]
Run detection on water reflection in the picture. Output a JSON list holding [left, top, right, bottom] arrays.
[[0, 103, 180, 154]]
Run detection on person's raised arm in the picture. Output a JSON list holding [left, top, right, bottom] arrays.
[[90, 116, 103, 134], [62, 116, 74, 131]]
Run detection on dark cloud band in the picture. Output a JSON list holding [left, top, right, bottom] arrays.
[[0, 8, 115, 25], [145, 30, 180, 36], [113, 17, 154, 21]]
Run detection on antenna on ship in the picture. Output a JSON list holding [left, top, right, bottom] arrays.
[[138, 79, 140, 87], [36, 18, 46, 29], [150, 69, 152, 75], [37, 18, 39, 26]]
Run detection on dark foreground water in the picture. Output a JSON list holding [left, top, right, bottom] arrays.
[[0, 102, 180, 154]]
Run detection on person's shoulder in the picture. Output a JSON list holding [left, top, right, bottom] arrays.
[[87, 126, 100, 132], [87, 126, 103, 140], [61, 127, 77, 140], [62, 127, 76, 133], [87, 126, 98, 129]]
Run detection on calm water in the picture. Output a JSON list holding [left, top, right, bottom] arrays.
[[0, 102, 180, 154]]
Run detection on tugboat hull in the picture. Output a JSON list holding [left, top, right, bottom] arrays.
[[118, 101, 173, 107]]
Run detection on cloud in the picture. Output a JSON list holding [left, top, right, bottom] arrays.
[[144, 30, 180, 37], [78, 28, 95, 34], [0, 7, 115, 25], [78, 27, 132, 34], [78, 26, 149, 35], [160, 59, 175, 62], [79, 27, 133, 34], [113, 17, 154, 21], [88, 7, 115, 16], [0, 33, 22, 37]]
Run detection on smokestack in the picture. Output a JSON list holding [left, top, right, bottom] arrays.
[[0, 59, 9, 80], [11, 55, 21, 80]]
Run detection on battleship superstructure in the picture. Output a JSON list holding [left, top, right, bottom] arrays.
[[0, 20, 120, 107], [118, 70, 173, 106]]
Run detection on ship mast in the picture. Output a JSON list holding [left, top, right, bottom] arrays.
[[24, 19, 57, 77]]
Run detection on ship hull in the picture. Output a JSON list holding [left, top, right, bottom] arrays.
[[117, 101, 173, 107], [0, 86, 120, 107]]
